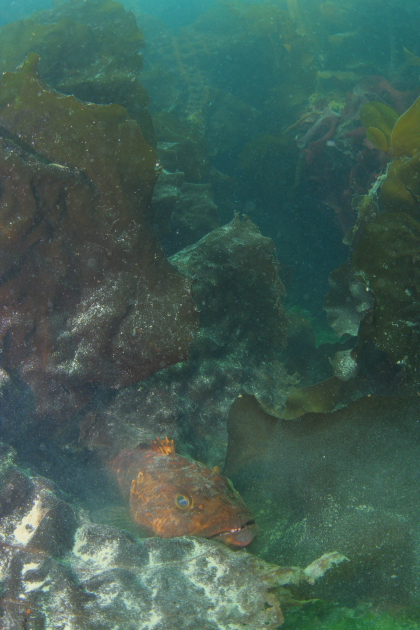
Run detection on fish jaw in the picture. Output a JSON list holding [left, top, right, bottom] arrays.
[[193, 515, 258, 547], [215, 522, 258, 547]]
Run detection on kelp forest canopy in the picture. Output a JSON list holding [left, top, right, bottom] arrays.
[[2, 0, 420, 627]]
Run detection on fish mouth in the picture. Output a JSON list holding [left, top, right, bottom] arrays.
[[196, 516, 257, 547]]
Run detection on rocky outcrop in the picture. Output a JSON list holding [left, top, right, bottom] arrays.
[[0, 444, 346, 629], [0, 53, 198, 420]]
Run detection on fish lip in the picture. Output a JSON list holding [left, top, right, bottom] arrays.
[[213, 521, 258, 547], [194, 515, 257, 545]]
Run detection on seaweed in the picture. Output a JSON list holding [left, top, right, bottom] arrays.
[[359, 101, 399, 152], [0, 0, 155, 146]]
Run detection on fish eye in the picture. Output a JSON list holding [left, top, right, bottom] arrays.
[[174, 493, 192, 509]]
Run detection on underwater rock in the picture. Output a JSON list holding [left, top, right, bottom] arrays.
[[153, 115, 212, 183], [0, 453, 78, 560], [0, 54, 198, 419], [172, 215, 286, 366], [152, 169, 219, 255], [352, 212, 420, 374], [329, 349, 358, 381], [170, 182, 220, 252], [322, 240, 413, 401], [324, 262, 374, 339], [205, 89, 260, 157], [0, 445, 345, 629], [332, 96, 420, 384], [225, 393, 420, 605], [82, 216, 292, 465], [151, 169, 186, 238], [79, 382, 182, 454]]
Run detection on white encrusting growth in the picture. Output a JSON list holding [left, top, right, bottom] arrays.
[[72, 526, 119, 569], [13, 497, 46, 544]]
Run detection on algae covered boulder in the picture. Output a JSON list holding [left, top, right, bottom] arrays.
[[80, 215, 293, 465], [351, 212, 420, 371], [0, 53, 198, 419], [0, 0, 155, 145]]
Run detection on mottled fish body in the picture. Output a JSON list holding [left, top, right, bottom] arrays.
[[111, 437, 256, 547]]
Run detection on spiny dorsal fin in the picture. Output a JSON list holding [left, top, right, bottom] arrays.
[[150, 436, 176, 455]]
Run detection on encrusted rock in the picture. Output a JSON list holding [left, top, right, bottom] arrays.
[[330, 349, 359, 381], [324, 262, 374, 339], [0, 53, 198, 420], [82, 216, 292, 465], [152, 169, 220, 254], [0, 445, 344, 629]]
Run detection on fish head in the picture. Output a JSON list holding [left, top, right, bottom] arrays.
[[111, 438, 257, 547]]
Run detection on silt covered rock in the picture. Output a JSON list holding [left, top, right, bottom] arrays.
[[82, 216, 293, 465], [0, 445, 344, 629], [152, 168, 220, 255], [0, 53, 198, 420]]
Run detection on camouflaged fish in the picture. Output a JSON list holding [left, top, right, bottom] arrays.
[[110, 437, 257, 547]]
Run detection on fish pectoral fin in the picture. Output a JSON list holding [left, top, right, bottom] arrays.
[[90, 505, 150, 538]]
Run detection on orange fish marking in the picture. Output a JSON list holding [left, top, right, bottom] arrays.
[[110, 438, 257, 547]]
